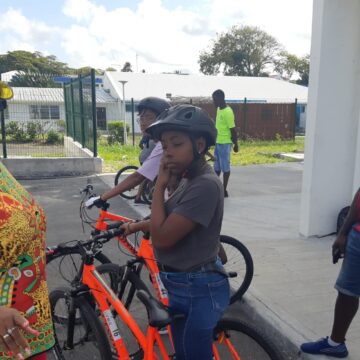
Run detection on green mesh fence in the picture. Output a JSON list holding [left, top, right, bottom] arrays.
[[64, 70, 97, 156]]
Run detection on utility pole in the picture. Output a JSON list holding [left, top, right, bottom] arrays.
[[118, 80, 128, 144]]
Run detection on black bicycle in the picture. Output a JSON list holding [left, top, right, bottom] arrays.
[[114, 165, 155, 204]]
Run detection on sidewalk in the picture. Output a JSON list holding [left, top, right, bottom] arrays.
[[20, 163, 360, 359], [99, 162, 360, 359]]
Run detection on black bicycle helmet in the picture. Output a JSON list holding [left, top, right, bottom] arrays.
[[137, 97, 171, 116], [146, 104, 217, 147]]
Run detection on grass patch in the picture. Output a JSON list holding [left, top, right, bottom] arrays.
[[98, 136, 305, 173]]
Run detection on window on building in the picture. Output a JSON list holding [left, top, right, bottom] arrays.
[[96, 107, 107, 130], [50, 106, 60, 119], [29, 105, 60, 120]]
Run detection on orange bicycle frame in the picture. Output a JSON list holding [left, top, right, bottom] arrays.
[[82, 261, 170, 360]]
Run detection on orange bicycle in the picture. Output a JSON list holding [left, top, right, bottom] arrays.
[[48, 228, 282, 360], [46, 184, 253, 306]]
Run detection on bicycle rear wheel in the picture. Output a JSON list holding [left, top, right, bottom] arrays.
[[141, 178, 156, 205], [213, 318, 282, 360], [220, 235, 254, 304], [114, 165, 139, 199], [50, 288, 112, 360]]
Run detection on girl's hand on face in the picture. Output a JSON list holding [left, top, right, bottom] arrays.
[[157, 158, 171, 189]]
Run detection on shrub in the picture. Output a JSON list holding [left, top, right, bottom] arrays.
[[56, 119, 66, 132], [107, 121, 129, 145], [6, 121, 27, 142], [26, 121, 42, 141], [46, 130, 62, 144]]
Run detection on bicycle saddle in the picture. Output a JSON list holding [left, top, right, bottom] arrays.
[[136, 290, 171, 328]]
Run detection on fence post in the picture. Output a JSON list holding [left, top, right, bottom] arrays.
[[0, 74, 7, 159], [70, 82, 76, 139], [294, 98, 298, 141], [131, 98, 135, 146], [78, 75, 85, 147], [90, 69, 97, 157], [0, 100, 7, 159], [243, 97, 247, 140]]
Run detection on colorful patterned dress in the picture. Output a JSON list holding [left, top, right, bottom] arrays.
[[0, 162, 54, 359]]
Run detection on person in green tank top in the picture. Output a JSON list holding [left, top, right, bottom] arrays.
[[212, 89, 238, 197]]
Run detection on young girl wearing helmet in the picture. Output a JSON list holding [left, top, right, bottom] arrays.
[[124, 105, 229, 359]]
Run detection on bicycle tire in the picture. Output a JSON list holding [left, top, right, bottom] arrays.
[[141, 178, 156, 205], [214, 318, 282, 360], [50, 287, 113, 360], [220, 235, 254, 304], [114, 165, 139, 200], [46, 339, 65, 360], [46, 248, 112, 292]]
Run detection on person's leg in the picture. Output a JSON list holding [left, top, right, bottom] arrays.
[[301, 228, 360, 357], [223, 171, 230, 195], [331, 292, 359, 343], [221, 144, 232, 197], [160, 271, 229, 360]]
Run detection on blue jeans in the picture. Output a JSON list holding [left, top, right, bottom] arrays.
[[160, 265, 229, 360], [214, 143, 232, 173], [335, 227, 360, 297]]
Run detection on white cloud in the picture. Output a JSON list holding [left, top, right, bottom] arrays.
[[0, 0, 313, 74], [0, 8, 61, 56]]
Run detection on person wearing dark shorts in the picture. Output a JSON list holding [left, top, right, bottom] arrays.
[[301, 188, 360, 358], [212, 89, 238, 198]]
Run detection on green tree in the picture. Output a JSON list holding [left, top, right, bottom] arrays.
[[274, 52, 310, 86], [121, 62, 133, 72], [9, 70, 60, 87], [0, 50, 70, 74], [295, 55, 310, 86], [199, 25, 283, 76]]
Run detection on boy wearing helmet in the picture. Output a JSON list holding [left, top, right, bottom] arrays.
[[122, 105, 229, 359], [85, 97, 170, 207]]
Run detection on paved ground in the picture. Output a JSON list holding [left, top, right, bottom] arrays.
[[20, 163, 360, 359]]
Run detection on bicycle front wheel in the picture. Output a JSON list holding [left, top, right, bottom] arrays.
[[213, 318, 282, 360], [114, 165, 139, 199], [46, 249, 111, 292], [50, 288, 113, 360], [220, 235, 254, 304]]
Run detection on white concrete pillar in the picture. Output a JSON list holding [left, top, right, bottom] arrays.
[[300, 0, 360, 236], [353, 107, 360, 193]]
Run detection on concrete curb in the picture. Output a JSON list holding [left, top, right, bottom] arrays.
[[236, 288, 329, 360]]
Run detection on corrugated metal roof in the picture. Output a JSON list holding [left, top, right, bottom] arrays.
[[107, 72, 308, 103], [8, 87, 117, 104]]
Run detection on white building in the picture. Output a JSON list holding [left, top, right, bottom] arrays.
[[4, 87, 120, 131], [101, 71, 308, 132]]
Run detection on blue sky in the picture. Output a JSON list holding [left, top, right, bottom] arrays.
[[0, 0, 313, 74]]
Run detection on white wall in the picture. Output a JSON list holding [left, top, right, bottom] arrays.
[[300, 0, 360, 236]]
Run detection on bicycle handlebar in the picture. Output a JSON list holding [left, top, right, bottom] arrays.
[[46, 226, 125, 259]]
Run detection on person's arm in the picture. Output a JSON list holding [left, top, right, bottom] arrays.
[[333, 188, 360, 253], [101, 172, 145, 201], [121, 219, 150, 235], [230, 128, 238, 153], [150, 159, 196, 250]]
